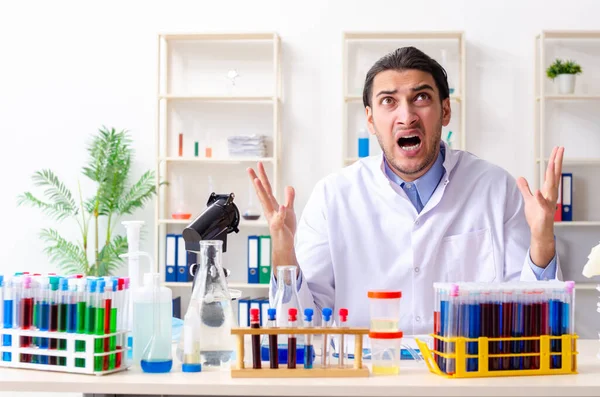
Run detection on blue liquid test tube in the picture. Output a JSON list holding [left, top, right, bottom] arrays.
[[303, 308, 314, 369], [3, 278, 13, 362]]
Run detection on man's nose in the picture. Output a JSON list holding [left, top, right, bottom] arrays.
[[395, 102, 419, 127]]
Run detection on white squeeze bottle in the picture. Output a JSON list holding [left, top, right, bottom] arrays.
[[132, 273, 173, 371]]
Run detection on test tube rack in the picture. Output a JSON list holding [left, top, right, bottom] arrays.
[[231, 327, 370, 378], [416, 333, 578, 378], [0, 328, 131, 376]]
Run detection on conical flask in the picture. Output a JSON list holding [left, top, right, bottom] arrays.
[[261, 266, 307, 364], [176, 240, 237, 369]]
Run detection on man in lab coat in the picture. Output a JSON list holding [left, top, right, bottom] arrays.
[[247, 46, 564, 335]]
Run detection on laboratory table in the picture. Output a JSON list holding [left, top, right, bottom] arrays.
[[0, 340, 599, 397]]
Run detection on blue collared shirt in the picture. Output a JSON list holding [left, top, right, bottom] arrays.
[[383, 145, 557, 280]]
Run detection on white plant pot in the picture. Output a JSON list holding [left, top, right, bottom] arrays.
[[556, 74, 576, 95]]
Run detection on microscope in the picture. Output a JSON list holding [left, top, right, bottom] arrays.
[[182, 192, 240, 291]]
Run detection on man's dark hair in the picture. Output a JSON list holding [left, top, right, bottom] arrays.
[[362, 46, 450, 108]]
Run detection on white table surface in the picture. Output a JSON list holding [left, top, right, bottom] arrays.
[[0, 340, 598, 396]]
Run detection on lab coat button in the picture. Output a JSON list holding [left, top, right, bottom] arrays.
[[415, 220, 420, 225], [415, 316, 421, 322], [414, 267, 420, 273]]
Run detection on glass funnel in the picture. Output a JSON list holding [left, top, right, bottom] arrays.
[[260, 266, 307, 364], [176, 240, 237, 369]]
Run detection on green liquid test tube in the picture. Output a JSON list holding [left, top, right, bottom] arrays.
[[58, 278, 68, 366], [84, 279, 97, 369]]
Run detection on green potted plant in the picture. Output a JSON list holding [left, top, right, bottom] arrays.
[[546, 59, 582, 95], [17, 127, 158, 276]]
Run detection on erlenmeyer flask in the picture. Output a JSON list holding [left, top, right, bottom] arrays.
[[176, 240, 237, 369], [140, 273, 173, 373], [242, 179, 261, 221], [261, 266, 307, 364]]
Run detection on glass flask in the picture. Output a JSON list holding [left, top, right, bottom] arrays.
[[261, 266, 308, 364], [176, 240, 237, 369], [139, 273, 173, 373], [242, 179, 261, 221]]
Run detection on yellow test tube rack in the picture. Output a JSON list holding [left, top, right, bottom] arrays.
[[415, 333, 578, 378], [230, 327, 370, 378]]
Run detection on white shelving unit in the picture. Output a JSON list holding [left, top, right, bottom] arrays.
[[534, 30, 600, 286], [155, 32, 281, 294], [341, 31, 466, 166]]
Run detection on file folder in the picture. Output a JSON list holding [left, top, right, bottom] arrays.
[[238, 296, 251, 327], [561, 173, 573, 221], [176, 234, 188, 282], [247, 235, 259, 283], [165, 234, 178, 282], [259, 297, 270, 327], [259, 235, 272, 284]]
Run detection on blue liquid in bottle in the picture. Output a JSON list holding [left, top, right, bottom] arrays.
[[358, 138, 369, 158], [141, 359, 173, 373]]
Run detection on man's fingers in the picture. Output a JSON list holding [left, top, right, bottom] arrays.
[[251, 176, 275, 216], [517, 177, 533, 201], [285, 186, 295, 209], [554, 146, 564, 184], [546, 146, 558, 189], [257, 162, 279, 209]]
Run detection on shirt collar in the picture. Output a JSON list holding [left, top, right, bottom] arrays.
[[383, 143, 446, 204]]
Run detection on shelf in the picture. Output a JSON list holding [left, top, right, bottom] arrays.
[[575, 283, 600, 290], [159, 156, 274, 164], [344, 94, 461, 103], [158, 218, 269, 228], [160, 32, 278, 41], [163, 282, 269, 289], [536, 95, 600, 101], [344, 31, 464, 40], [555, 221, 600, 227], [158, 95, 277, 103], [540, 30, 600, 39], [536, 158, 600, 166]]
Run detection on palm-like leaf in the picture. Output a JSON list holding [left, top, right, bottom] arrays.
[[17, 169, 78, 221], [17, 192, 76, 221], [118, 170, 157, 215], [96, 235, 128, 276], [39, 228, 88, 274]]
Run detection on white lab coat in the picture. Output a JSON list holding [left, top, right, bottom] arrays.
[[269, 143, 561, 336]]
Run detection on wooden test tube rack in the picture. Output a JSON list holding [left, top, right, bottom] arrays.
[[230, 327, 370, 378]]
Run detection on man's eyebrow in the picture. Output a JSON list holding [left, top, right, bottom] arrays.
[[412, 84, 435, 92], [376, 89, 397, 97]]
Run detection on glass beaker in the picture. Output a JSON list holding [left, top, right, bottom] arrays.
[[176, 240, 237, 369], [261, 266, 306, 364]]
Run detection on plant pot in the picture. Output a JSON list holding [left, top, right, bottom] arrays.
[[556, 74, 576, 95]]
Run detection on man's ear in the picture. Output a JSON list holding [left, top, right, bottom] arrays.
[[441, 98, 451, 127], [366, 106, 376, 135]]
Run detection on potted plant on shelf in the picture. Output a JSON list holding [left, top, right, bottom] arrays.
[[17, 127, 159, 277], [546, 59, 582, 95]]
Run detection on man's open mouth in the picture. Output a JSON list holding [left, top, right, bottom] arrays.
[[397, 135, 422, 151]]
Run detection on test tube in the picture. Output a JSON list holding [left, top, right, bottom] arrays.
[[182, 300, 201, 373], [266, 308, 278, 369], [48, 277, 61, 365], [287, 308, 297, 369], [57, 278, 69, 366], [38, 277, 50, 364], [94, 279, 106, 372], [250, 308, 261, 369], [20, 276, 33, 363], [445, 284, 458, 375], [565, 281, 575, 371], [115, 278, 125, 368], [75, 278, 88, 368], [303, 308, 314, 369], [433, 283, 441, 370], [104, 279, 116, 371], [3, 278, 13, 362], [338, 308, 348, 368], [321, 308, 333, 368], [85, 279, 98, 370]]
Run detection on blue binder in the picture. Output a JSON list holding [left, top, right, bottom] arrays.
[[165, 234, 178, 282], [247, 235, 259, 283], [176, 234, 188, 282], [238, 296, 251, 327], [561, 173, 573, 221]]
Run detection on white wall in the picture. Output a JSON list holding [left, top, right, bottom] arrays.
[[1, 0, 600, 343]]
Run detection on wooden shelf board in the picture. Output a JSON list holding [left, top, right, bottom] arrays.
[[158, 156, 274, 164]]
